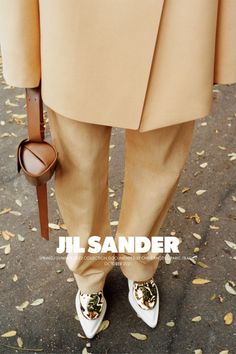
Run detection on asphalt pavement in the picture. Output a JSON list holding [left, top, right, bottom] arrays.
[[0, 55, 236, 354]]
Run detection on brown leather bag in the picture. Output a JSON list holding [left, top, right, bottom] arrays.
[[16, 82, 58, 240]]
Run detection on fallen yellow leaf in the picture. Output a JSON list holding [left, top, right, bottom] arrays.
[[17, 336, 23, 348], [192, 278, 211, 285], [130, 332, 147, 340], [192, 316, 202, 322], [166, 320, 175, 327], [224, 312, 233, 325], [97, 320, 110, 334], [1, 330, 17, 337]]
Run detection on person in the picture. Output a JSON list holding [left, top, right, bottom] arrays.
[[0, 0, 235, 339]]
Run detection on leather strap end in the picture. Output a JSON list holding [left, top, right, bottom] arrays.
[[36, 184, 49, 240]]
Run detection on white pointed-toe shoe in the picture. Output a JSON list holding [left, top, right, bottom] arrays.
[[75, 289, 107, 339], [128, 278, 159, 328]]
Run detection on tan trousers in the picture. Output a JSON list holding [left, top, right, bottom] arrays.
[[46, 105, 195, 293]]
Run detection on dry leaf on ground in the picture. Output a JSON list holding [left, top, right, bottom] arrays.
[[224, 312, 233, 325], [97, 320, 110, 334], [225, 281, 236, 295], [192, 278, 211, 285], [177, 206, 186, 213], [224, 240, 236, 250], [166, 320, 175, 327], [1, 330, 17, 337], [182, 187, 190, 193], [31, 298, 44, 306], [17, 234, 25, 242], [197, 261, 209, 269], [194, 350, 203, 354], [200, 162, 208, 168], [165, 253, 172, 264], [17, 336, 23, 348], [4, 244, 11, 255], [192, 233, 201, 240], [16, 301, 29, 311], [130, 332, 147, 340], [13, 274, 18, 282], [192, 316, 202, 322], [2, 230, 15, 240], [67, 277, 74, 283], [196, 190, 207, 196], [0, 208, 11, 215], [110, 221, 119, 226], [48, 223, 60, 230]]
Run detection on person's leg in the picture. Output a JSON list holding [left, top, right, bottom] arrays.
[[46, 106, 113, 293], [116, 120, 195, 281]]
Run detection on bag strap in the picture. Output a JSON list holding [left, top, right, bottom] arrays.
[[25, 82, 45, 142], [25, 83, 49, 240], [36, 184, 49, 240]]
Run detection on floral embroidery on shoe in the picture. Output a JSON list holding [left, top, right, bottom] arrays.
[[133, 278, 157, 310], [80, 291, 104, 320]]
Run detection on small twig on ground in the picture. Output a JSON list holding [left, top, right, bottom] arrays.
[[0, 343, 44, 352]]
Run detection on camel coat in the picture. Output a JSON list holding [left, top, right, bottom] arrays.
[[0, 0, 236, 131]]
